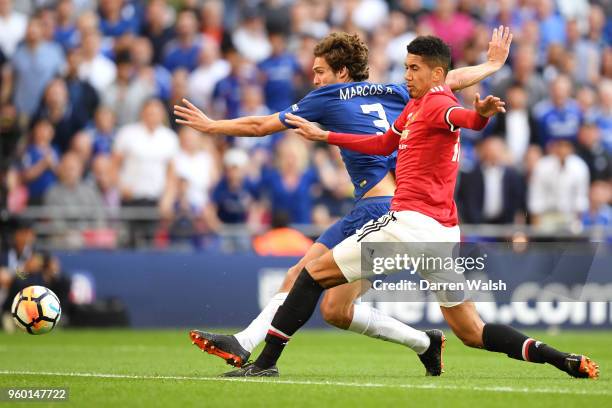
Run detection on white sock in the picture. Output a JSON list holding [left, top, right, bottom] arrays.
[[348, 303, 430, 354], [234, 292, 288, 352]]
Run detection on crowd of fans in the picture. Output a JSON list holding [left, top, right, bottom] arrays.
[[0, 0, 611, 249]]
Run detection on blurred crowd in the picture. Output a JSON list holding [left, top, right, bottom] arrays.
[[0, 0, 611, 249]]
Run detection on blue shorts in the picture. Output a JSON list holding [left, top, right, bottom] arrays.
[[316, 196, 393, 249]]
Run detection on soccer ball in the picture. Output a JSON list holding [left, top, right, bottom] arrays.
[[11, 286, 61, 335]]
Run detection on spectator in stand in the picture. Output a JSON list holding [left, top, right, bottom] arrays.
[[37, 7, 56, 44], [20, 119, 58, 205], [10, 16, 65, 119], [528, 138, 590, 227], [166, 68, 190, 131], [532, 75, 582, 147], [161, 126, 218, 219], [89, 106, 116, 157], [0, 217, 35, 279], [0, 103, 20, 167], [91, 154, 120, 212], [212, 47, 256, 119], [54, 0, 78, 50], [207, 148, 259, 227], [457, 136, 527, 224], [187, 42, 229, 110], [419, 0, 475, 61], [576, 123, 612, 182], [233, 85, 275, 152], [78, 28, 116, 94], [232, 8, 271, 63], [63, 47, 100, 122], [130, 36, 172, 102], [576, 85, 599, 123], [492, 84, 537, 166], [199, 0, 225, 46], [112, 98, 178, 208], [69, 131, 93, 175], [162, 9, 202, 72], [102, 50, 154, 127], [44, 151, 106, 233], [0, 0, 27, 58], [581, 180, 612, 227], [31, 78, 88, 154], [536, 0, 567, 56], [492, 44, 547, 108], [260, 135, 319, 224], [257, 31, 302, 113], [566, 10, 604, 86], [141, 0, 174, 66], [98, 0, 138, 40]]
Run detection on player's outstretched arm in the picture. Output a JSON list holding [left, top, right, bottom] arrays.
[[447, 93, 506, 131], [445, 25, 513, 91], [285, 113, 399, 155], [174, 98, 287, 137]]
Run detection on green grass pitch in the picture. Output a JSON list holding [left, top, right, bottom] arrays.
[[0, 329, 609, 407]]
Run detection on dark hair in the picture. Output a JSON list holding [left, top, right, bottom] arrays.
[[406, 36, 451, 74], [314, 32, 369, 81]]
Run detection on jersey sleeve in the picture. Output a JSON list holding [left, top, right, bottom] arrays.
[[425, 94, 488, 132], [278, 89, 326, 128]]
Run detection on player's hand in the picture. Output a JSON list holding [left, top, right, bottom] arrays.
[[285, 113, 329, 142], [174, 99, 214, 133], [474, 93, 506, 117], [487, 25, 513, 69]]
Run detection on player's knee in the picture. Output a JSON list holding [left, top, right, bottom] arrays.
[[320, 297, 352, 329]]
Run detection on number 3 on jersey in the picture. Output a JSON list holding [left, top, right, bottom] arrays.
[[361, 103, 390, 135]]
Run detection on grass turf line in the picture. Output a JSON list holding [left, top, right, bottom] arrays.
[[0, 329, 609, 407]]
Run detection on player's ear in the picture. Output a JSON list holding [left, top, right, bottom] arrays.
[[432, 66, 445, 82], [338, 66, 350, 81]]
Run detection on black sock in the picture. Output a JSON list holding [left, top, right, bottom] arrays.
[[482, 324, 569, 370], [254, 268, 324, 369]]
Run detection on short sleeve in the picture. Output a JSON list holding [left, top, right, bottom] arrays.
[[425, 94, 463, 131], [278, 90, 326, 127], [113, 127, 129, 154]]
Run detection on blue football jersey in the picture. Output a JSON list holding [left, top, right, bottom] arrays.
[[279, 82, 409, 200]]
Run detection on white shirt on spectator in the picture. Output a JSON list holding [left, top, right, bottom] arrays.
[[352, 0, 389, 32], [232, 29, 271, 63], [187, 59, 230, 109], [114, 123, 179, 200], [528, 154, 590, 216], [505, 110, 530, 165], [482, 164, 504, 220], [173, 150, 214, 210], [0, 9, 27, 57], [79, 54, 117, 94]]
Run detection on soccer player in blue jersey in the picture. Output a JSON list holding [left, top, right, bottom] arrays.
[[174, 27, 513, 376]]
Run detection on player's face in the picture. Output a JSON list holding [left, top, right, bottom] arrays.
[[312, 57, 344, 87], [404, 54, 434, 98]]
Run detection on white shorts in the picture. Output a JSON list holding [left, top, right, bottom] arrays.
[[332, 210, 464, 307]]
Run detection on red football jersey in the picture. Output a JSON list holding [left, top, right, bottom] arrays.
[[328, 84, 489, 227], [388, 85, 465, 226]]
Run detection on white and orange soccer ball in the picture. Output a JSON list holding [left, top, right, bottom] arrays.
[[11, 286, 61, 335]]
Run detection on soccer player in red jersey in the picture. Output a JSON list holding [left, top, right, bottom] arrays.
[[225, 36, 600, 379]]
